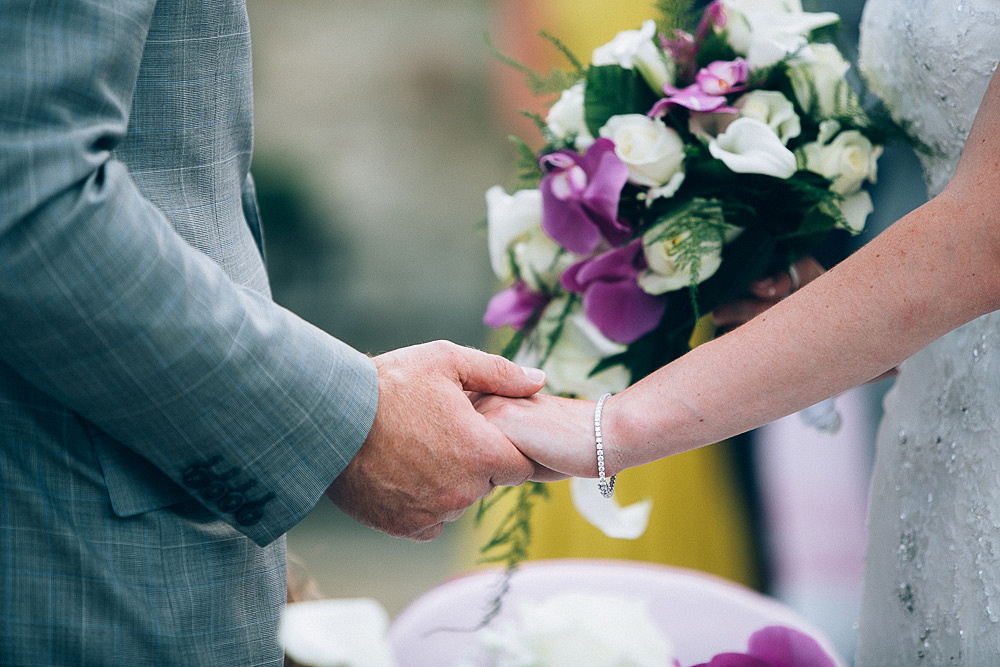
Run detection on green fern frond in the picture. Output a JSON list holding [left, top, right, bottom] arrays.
[[484, 33, 581, 96], [539, 30, 585, 77], [643, 198, 731, 290], [654, 0, 697, 34]]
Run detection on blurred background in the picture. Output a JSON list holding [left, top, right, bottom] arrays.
[[245, 0, 925, 662]]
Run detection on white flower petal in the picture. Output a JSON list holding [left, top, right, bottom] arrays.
[[709, 117, 797, 178], [570, 477, 652, 539], [279, 599, 396, 667], [486, 186, 543, 280], [798, 398, 842, 434], [592, 20, 672, 90], [840, 190, 874, 234]]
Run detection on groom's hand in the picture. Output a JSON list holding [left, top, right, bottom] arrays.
[[325, 341, 546, 541], [712, 256, 824, 333]]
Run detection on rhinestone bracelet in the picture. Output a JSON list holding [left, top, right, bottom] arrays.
[[595, 392, 616, 498]]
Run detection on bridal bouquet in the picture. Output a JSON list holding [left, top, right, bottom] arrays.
[[484, 0, 889, 398], [476, 0, 897, 585]]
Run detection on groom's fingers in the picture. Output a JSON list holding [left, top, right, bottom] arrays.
[[748, 256, 825, 300], [449, 344, 545, 397]]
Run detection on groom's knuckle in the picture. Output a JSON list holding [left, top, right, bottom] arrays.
[[439, 487, 473, 514], [488, 354, 511, 381], [424, 339, 453, 360]]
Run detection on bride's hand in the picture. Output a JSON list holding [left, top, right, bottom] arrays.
[[474, 393, 611, 480], [712, 256, 825, 333]]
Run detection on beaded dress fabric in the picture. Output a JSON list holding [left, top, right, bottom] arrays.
[[857, 1, 1000, 663]]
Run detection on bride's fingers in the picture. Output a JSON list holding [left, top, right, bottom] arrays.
[[528, 463, 571, 483]]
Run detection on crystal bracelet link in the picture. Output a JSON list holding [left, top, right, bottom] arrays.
[[595, 392, 616, 498]]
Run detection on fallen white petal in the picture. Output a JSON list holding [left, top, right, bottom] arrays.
[[279, 599, 397, 667], [570, 477, 653, 539], [798, 398, 842, 434]]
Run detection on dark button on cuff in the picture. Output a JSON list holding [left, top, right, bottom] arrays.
[[219, 492, 246, 513], [182, 456, 222, 489], [201, 481, 229, 502], [233, 492, 274, 527]]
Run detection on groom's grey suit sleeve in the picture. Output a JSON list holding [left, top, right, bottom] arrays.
[[0, 0, 378, 546]]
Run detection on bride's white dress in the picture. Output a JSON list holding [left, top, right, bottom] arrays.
[[857, 0, 1000, 663]]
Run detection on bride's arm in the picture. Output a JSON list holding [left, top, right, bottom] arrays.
[[478, 66, 1000, 479]]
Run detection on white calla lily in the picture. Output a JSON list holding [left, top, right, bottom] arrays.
[[279, 599, 396, 667], [722, 0, 840, 68], [547, 81, 595, 152], [709, 117, 797, 178], [592, 20, 673, 91], [570, 477, 653, 539], [486, 186, 543, 280]]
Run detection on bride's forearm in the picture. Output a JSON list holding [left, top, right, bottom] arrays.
[[605, 191, 1000, 471]]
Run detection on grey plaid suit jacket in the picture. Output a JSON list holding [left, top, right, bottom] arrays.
[[0, 1, 379, 664]]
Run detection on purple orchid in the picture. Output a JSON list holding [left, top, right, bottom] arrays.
[[696, 1, 727, 42], [690, 626, 838, 667], [697, 59, 749, 96], [662, 29, 699, 79], [560, 239, 666, 344], [539, 138, 631, 255], [483, 281, 548, 331], [651, 58, 748, 117]]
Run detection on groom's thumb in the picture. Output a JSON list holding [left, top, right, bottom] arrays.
[[454, 348, 545, 398]]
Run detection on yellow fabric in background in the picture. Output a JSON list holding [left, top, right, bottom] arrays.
[[468, 444, 758, 587], [468, 2, 760, 589], [538, 1, 657, 62]]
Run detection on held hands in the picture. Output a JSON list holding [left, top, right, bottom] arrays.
[[475, 259, 824, 478], [325, 341, 556, 542], [474, 393, 612, 479]]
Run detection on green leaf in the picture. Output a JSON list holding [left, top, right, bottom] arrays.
[[584, 65, 661, 138]]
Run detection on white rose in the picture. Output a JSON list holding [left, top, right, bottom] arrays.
[[515, 298, 628, 400], [735, 90, 801, 144], [478, 592, 674, 667], [592, 20, 673, 91], [709, 117, 798, 178], [800, 122, 882, 195], [599, 114, 686, 193], [546, 81, 595, 152], [840, 189, 873, 233], [787, 43, 857, 118], [638, 219, 741, 295], [722, 0, 840, 69]]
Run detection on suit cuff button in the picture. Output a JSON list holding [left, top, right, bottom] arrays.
[[235, 507, 262, 526]]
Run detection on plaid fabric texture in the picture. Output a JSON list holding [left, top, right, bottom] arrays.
[[0, 0, 379, 663]]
